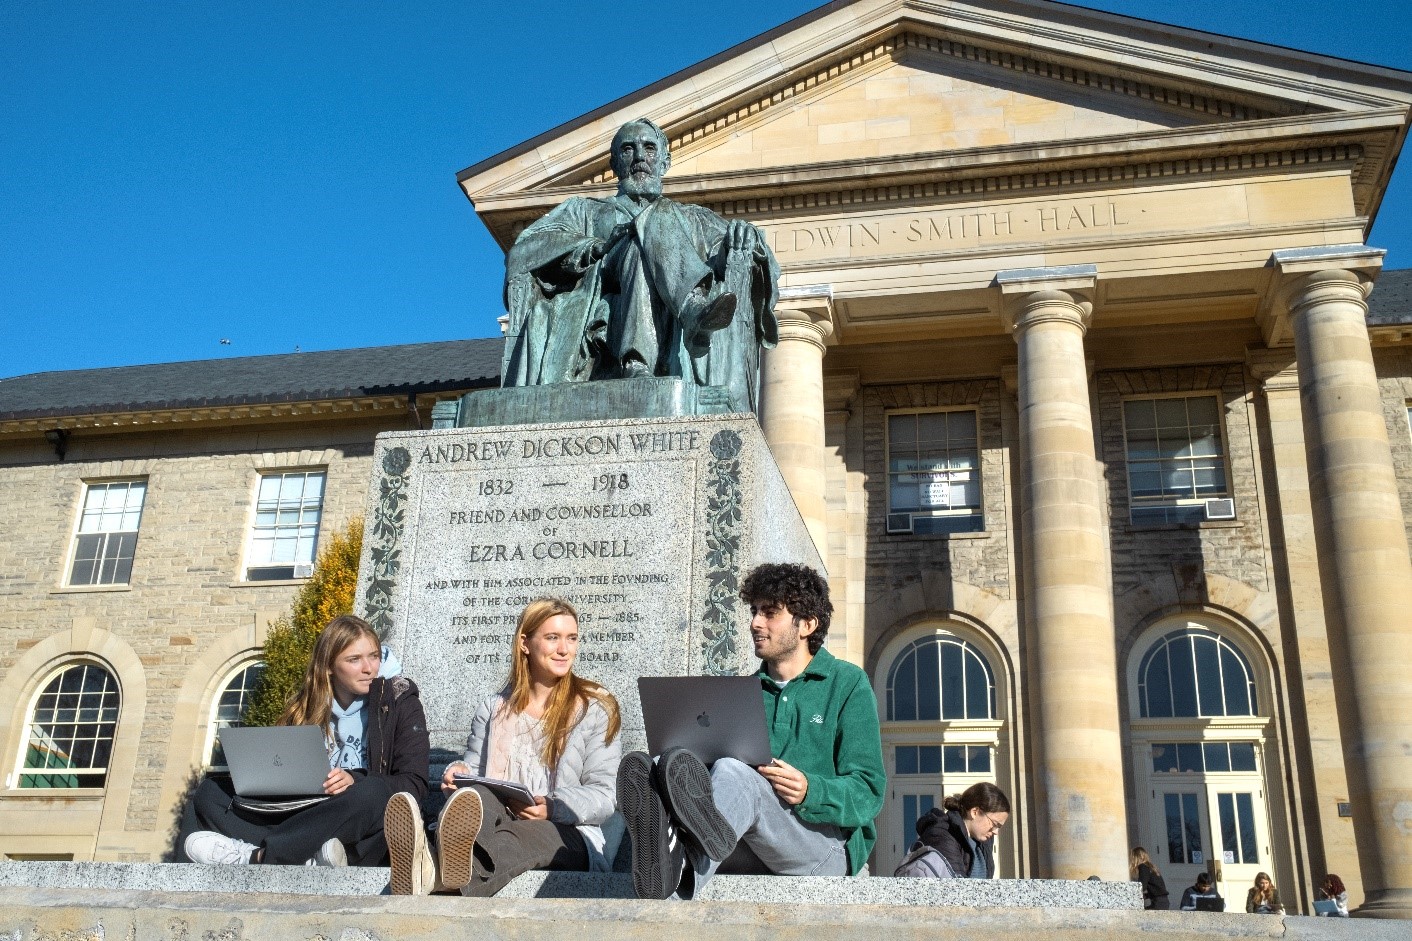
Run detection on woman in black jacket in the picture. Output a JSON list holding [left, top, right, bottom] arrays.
[[1130, 846, 1170, 910], [900, 782, 1010, 878], [179, 615, 429, 866]]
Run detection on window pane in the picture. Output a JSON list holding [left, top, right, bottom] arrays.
[[943, 744, 966, 773], [1194, 636, 1224, 716], [890, 650, 917, 721], [1177, 742, 1204, 773], [968, 745, 991, 773], [939, 642, 964, 719], [1218, 792, 1238, 862], [918, 745, 941, 775], [247, 472, 324, 580], [1168, 636, 1199, 716], [1229, 743, 1257, 772], [1220, 646, 1254, 715], [916, 641, 940, 721], [1182, 793, 1204, 863], [965, 650, 992, 719], [1142, 646, 1173, 718], [1204, 742, 1231, 772], [1236, 793, 1258, 864], [1164, 793, 1185, 865], [1152, 744, 1178, 774], [22, 664, 120, 788], [895, 746, 918, 775]]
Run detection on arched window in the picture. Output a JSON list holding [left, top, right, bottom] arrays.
[[1138, 627, 1257, 717], [19, 662, 120, 788], [887, 635, 995, 721], [207, 660, 265, 767]]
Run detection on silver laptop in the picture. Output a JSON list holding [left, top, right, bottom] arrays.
[[639, 676, 772, 766], [219, 726, 331, 797]]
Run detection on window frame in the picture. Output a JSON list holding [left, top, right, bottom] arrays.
[[241, 468, 327, 582], [884, 407, 984, 535], [1119, 392, 1232, 527], [64, 478, 148, 588], [12, 660, 121, 790]]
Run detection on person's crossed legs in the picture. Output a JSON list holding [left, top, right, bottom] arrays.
[[618, 748, 847, 900]]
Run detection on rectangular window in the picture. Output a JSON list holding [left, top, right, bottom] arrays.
[[887, 410, 982, 534], [244, 471, 325, 580], [68, 480, 146, 586], [1123, 396, 1228, 525]]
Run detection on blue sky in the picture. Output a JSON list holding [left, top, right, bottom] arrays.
[[2, 0, 1409, 379]]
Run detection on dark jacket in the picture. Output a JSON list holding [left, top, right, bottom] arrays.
[[357, 675, 429, 801], [1136, 862, 1170, 909], [915, 807, 995, 879]]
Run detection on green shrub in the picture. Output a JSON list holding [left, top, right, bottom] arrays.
[[243, 517, 364, 727]]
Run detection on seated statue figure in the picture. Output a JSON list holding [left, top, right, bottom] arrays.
[[502, 117, 779, 414]]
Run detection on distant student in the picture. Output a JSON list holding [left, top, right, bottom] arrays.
[[1316, 873, 1349, 917], [181, 615, 429, 866], [1179, 872, 1224, 911], [1245, 871, 1284, 914], [1130, 846, 1170, 910], [894, 782, 1009, 878]]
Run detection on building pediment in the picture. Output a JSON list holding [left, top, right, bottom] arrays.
[[459, 0, 1411, 250]]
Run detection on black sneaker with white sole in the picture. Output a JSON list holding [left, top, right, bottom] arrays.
[[617, 750, 685, 900], [656, 746, 737, 862]]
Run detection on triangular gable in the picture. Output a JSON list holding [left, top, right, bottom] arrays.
[[459, 0, 1411, 246]]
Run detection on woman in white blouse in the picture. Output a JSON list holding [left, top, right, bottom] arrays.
[[385, 597, 622, 896]]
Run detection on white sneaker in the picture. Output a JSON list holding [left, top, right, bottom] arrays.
[[185, 831, 258, 865], [385, 791, 435, 895], [307, 838, 347, 867]]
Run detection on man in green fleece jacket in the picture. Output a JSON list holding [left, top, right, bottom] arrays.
[[617, 563, 886, 899]]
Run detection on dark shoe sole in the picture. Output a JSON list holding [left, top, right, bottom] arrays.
[[657, 748, 736, 862], [437, 787, 482, 892], [618, 751, 682, 900], [384, 792, 424, 896]]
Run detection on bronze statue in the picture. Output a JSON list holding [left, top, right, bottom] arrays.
[[502, 118, 779, 413]]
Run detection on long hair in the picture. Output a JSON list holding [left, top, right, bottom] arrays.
[[1129, 846, 1160, 878], [1252, 871, 1276, 905], [1323, 873, 1346, 897], [502, 597, 620, 770], [943, 781, 1011, 817], [279, 615, 379, 731]]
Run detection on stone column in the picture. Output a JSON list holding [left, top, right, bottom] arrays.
[[760, 285, 835, 555], [997, 265, 1128, 881], [1271, 246, 1412, 917]]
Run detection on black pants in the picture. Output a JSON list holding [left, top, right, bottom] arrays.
[[450, 785, 588, 896], [177, 774, 393, 866]]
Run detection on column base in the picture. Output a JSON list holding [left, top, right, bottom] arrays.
[[1353, 887, 1412, 919]]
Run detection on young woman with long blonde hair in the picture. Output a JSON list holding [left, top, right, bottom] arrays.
[[180, 615, 429, 867], [384, 597, 621, 896], [1129, 846, 1170, 910]]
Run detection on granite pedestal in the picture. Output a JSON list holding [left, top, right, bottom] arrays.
[[356, 407, 822, 756]]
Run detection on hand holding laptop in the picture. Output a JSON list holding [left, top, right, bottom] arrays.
[[324, 769, 355, 795]]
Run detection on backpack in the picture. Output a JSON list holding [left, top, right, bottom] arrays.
[[894, 842, 960, 878]]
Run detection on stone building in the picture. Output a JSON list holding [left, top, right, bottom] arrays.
[[2, 0, 1411, 918]]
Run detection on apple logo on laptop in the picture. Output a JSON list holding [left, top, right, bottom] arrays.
[[273, 755, 283, 766], [696, 712, 711, 728]]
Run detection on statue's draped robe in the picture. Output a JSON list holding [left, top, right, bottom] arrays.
[[502, 193, 780, 413]]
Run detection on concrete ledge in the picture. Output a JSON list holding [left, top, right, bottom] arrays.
[[0, 862, 1139, 909], [2, 885, 1407, 941]]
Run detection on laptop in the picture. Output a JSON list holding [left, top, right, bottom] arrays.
[[1194, 895, 1226, 912], [219, 725, 331, 797], [638, 676, 772, 766], [1312, 899, 1340, 916]]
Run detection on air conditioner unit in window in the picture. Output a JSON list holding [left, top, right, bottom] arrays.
[[292, 562, 315, 579], [1203, 498, 1236, 521], [886, 513, 914, 534]]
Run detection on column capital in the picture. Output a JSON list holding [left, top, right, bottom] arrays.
[[1257, 245, 1384, 347], [775, 284, 836, 352], [1245, 347, 1300, 394], [994, 265, 1097, 335]]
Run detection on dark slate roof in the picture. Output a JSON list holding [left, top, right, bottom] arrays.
[[1368, 268, 1412, 326], [0, 337, 504, 422]]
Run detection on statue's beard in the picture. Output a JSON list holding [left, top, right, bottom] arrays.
[[618, 167, 663, 199]]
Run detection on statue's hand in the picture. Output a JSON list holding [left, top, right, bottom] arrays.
[[726, 219, 761, 254], [594, 222, 633, 261]]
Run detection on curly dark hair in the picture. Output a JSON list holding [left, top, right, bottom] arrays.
[[738, 563, 832, 654]]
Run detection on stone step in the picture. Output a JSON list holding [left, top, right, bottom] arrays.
[[0, 861, 1140, 908]]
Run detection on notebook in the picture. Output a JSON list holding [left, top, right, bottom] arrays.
[[219, 725, 331, 797], [638, 675, 772, 766]]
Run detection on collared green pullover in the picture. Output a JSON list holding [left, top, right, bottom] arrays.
[[758, 647, 886, 874]]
